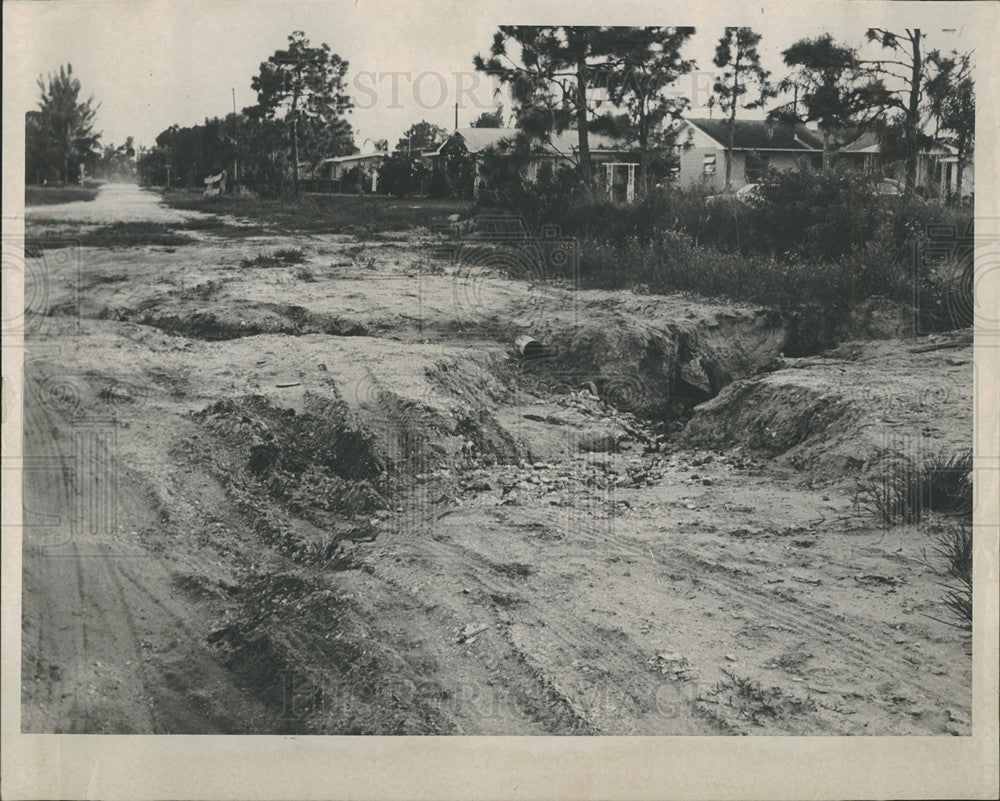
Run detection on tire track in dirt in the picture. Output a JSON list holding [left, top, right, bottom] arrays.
[[549, 507, 970, 730], [372, 466, 967, 734], [520, 488, 968, 707], [657, 545, 969, 700], [349, 514, 589, 733], [343, 570, 571, 734], [20, 393, 278, 733], [367, 493, 716, 734]]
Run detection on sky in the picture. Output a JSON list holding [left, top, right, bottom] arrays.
[[5, 0, 977, 153]]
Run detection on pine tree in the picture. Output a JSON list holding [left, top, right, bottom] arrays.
[[712, 28, 776, 188], [249, 31, 353, 196]]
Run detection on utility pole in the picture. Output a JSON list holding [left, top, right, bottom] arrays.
[[454, 102, 458, 130]]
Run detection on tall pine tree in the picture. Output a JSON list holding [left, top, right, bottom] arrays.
[[249, 31, 353, 195]]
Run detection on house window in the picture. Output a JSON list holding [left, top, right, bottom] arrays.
[[744, 151, 769, 183], [703, 152, 717, 175]]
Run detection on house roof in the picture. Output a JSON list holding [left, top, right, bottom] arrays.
[[442, 127, 629, 156], [321, 153, 386, 165], [449, 127, 515, 153], [838, 131, 880, 153], [839, 130, 955, 156], [683, 118, 824, 151]]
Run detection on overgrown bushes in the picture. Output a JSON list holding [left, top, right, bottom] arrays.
[[500, 167, 973, 329]]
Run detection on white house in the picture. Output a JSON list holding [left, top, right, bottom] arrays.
[[319, 152, 386, 191], [672, 118, 824, 190]]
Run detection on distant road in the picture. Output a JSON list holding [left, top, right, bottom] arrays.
[[25, 182, 202, 224]]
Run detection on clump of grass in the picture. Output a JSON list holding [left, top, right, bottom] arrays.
[[702, 670, 815, 727], [240, 247, 307, 268], [274, 247, 306, 264], [857, 448, 974, 629], [927, 521, 973, 629], [854, 448, 972, 525], [925, 449, 974, 515], [161, 190, 470, 235], [175, 216, 227, 231]]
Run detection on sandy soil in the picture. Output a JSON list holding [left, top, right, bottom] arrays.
[[20, 184, 972, 735]]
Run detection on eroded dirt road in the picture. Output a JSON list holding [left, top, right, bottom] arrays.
[[20, 184, 972, 734]]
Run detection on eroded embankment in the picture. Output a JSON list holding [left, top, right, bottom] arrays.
[[681, 330, 973, 482]]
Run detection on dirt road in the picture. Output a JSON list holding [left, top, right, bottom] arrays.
[[21, 183, 972, 734], [24, 181, 201, 224]]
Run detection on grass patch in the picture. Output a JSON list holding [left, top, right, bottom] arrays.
[[25, 221, 196, 254], [856, 449, 973, 630], [854, 448, 973, 526], [25, 185, 99, 206], [160, 188, 470, 234], [240, 248, 307, 268], [495, 170, 972, 334], [929, 521, 973, 629]]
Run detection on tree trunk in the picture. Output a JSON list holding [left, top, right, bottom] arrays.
[[575, 56, 592, 183], [904, 29, 922, 193], [956, 144, 965, 201], [638, 101, 649, 195], [291, 114, 300, 196], [639, 133, 649, 196], [63, 123, 70, 186], [725, 62, 739, 189], [726, 106, 736, 188]]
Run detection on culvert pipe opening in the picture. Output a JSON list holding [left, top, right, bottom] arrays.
[[514, 334, 543, 359]]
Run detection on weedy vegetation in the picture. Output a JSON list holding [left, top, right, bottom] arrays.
[[700, 670, 816, 727], [927, 520, 974, 630], [854, 448, 972, 525], [855, 447, 973, 628], [240, 247, 307, 268]]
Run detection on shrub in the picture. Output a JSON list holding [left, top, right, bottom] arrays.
[[854, 448, 973, 526], [378, 151, 429, 197], [929, 521, 973, 629], [498, 167, 972, 333], [241, 248, 306, 268]]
